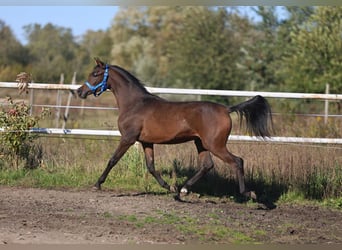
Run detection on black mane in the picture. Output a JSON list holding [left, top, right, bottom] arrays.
[[111, 65, 150, 94]]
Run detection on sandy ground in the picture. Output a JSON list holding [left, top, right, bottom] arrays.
[[0, 186, 341, 244]]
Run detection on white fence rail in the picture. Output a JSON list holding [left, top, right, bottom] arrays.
[[1, 128, 341, 144], [1, 82, 342, 144], [1, 81, 342, 100]]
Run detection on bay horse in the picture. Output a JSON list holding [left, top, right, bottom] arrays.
[[77, 58, 273, 200]]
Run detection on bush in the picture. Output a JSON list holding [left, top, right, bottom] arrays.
[[0, 97, 49, 169]]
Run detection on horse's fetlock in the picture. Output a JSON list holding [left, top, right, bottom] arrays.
[[242, 191, 257, 200], [94, 182, 102, 191], [180, 187, 189, 195], [203, 161, 214, 171], [170, 185, 178, 193]]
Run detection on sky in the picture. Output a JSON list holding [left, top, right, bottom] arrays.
[[0, 6, 278, 45], [0, 6, 119, 44]]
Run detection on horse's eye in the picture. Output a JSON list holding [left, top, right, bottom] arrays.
[[92, 72, 98, 77]]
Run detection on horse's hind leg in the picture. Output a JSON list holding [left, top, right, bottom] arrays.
[[212, 146, 256, 199], [180, 139, 214, 195], [142, 143, 175, 192]]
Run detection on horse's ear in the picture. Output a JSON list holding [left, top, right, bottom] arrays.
[[94, 57, 105, 67]]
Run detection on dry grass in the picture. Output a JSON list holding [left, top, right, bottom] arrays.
[[29, 135, 341, 202], [1, 89, 342, 203]]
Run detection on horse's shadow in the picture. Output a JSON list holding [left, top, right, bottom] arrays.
[[172, 163, 286, 210]]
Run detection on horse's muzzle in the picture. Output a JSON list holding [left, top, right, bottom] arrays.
[[77, 86, 89, 99]]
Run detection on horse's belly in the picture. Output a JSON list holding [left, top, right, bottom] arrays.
[[139, 126, 197, 144]]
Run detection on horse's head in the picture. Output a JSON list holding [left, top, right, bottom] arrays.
[[77, 58, 109, 99]]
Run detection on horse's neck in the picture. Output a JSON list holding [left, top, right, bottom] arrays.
[[110, 79, 147, 111], [109, 68, 154, 111]]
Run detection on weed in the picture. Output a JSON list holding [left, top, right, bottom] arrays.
[[208, 212, 220, 220], [117, 210, 258, 243], [254, 229, 267, 236], [323, 197, 342, 209], [118, 214, 137, 222], [231, 230, 254, 244], [143, 216, 158, 224], [0, 97, 49, 169], [278, 191, 306, 203], [102, 212, 113, 218]]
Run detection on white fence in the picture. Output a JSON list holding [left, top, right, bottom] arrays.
[[1, 81, 342, 144], [1, 81, 342, 100]]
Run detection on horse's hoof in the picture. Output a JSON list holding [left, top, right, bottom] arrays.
[[180, 187, 189, 196], [243, 191, 257, 200], [169, 185, 178, 193], [93, 184, 101, 191], [250, 191, 257, 200], [244, 191, 257, 200]]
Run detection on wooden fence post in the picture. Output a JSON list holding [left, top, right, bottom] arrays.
[[62, 72, 77, 129], [29, 87, 34, 116], [324, 83, 329, 125], [55, 74, 64, 128]]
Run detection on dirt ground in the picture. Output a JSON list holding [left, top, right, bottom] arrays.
[[0, 186, 341, 244]]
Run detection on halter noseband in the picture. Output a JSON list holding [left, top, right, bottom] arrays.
[[84, 64, 109, 97]]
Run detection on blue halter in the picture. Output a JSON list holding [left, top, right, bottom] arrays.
[[84, 64, 109, 97]]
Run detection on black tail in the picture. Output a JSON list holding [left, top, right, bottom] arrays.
[[229, 95, 273, 137]]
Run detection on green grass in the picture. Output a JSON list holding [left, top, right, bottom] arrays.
[[0, 166, 95, 188], [0, 137, 341, 209], [118, 214, 138, 222], [102, 211, 114, 218], [115, 210, 256, 243], [0, 147, 170, 193]]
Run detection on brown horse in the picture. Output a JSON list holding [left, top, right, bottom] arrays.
[[77, 58, 273, 200]]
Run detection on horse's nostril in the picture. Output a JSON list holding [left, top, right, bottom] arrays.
[[77, 88, 82, 97], [77, 87, 89, 99]]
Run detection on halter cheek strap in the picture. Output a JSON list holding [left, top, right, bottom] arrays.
[[84, 64, 109, 97]]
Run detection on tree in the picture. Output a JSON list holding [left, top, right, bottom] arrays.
[[81, 30, 112, 63], [0, 20, 28, 81], [108, 7, 258, 104], [167, 7, 246, 93], [238, 7, 281, 91], [279, 7, 342, 94], [24, 23, 85, 83], [109, 6, 187, 85], [237, 7, 315, 92]]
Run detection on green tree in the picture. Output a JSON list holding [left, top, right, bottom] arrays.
[[81, 30, 112, 63], [238, 7, 281, 91], [24, 23, 86, 83], [109, 7, 257, 104], [0, 20, 28, 81], [109, 6, 187, 85], [167, 7, 245, 92], [280, 6, 342, 93], [238, 7, 315, 92]]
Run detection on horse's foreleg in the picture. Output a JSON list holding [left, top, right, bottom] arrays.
[[95, 139, 133, 190], [142, 143, 173, 192]]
